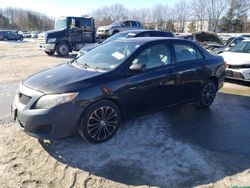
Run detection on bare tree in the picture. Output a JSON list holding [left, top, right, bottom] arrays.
[[91, 4, 128, 27], [207, 0, 229, 31], [174, 0, 190, 32], [191, 0, 207, 30], [129, 8, 152, 24]]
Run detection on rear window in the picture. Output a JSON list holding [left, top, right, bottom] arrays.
[[80, 18, 92, 28]]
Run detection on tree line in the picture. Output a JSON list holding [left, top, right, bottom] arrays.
[[0, 8, 53, 31], [1, 0, 249, 33], [91, 0, 250, 33]]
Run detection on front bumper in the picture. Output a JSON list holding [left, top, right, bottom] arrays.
[[12, 84, 83, 139], [38, 43, 55, 51], [226, 68, 250, 82]]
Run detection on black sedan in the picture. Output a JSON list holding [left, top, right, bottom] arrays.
[[12, 38, 225, 144], [77, 30, 174, 57]]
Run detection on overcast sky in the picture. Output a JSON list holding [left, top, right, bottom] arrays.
[[0, 0, 179, 18]]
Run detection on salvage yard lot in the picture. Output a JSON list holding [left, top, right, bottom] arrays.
[[0, 40, 250, 188]]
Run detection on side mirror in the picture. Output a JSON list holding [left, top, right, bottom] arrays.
[[129, 63, 146, 72]]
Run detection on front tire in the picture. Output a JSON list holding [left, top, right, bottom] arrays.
[[195, 80, 217, 108], [56, 42, 70, 56], [45, 51, 55, 56], [78, 100, 121, 144]]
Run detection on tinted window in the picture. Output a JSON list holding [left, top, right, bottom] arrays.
[[230, 41, 250, 53], [132, 21, 137, 27], [132, 44, 171, 69], [174, 43, 202, 63], [80, 18, 92, 28], [137, 22, 142, 27], [124, 21, 131, 27]]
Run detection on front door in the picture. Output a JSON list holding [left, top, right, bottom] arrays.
[[125, 42, 177, 116], [69, 18, 83, 44]]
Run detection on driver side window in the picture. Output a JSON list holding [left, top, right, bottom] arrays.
[[70, 18, 80, 29], [132, 44, 171, 69]]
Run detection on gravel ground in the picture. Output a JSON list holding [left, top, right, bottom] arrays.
[[0, 40, 250, 188]]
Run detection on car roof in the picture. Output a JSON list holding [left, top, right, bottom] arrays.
[[113, 37, 185, 44], [119, 29, 172, 34]]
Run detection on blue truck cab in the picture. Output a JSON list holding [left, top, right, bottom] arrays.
[[38, 16, 96, 56]]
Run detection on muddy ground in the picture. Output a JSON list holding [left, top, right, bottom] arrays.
[[0, 40, 250, 188]]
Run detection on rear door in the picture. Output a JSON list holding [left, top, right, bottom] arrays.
[[121, 21, 131, 32], [125, 42, 177, 115], [171, 41, 204, 102]]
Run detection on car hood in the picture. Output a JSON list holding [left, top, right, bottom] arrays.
[[98, 25, 112, 30], [23, 63, 103, 94], [220, 52, 250, 65]]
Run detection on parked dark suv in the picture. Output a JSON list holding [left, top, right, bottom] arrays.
[[0, 30, 23, 41], [12, 38, 225, 144]]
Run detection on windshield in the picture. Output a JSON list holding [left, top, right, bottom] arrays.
[[103, 32, 135, 44], [54, 18, 67, 30], [75, 41, 141, 71], [111, 21, 122, 27], [229, 41, 250, 53]]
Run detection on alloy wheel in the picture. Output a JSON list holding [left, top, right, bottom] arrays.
[[87, 106, 119, 141], [201, 83, 216, 106]]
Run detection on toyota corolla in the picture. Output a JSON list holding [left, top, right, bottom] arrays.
[[12, 38, 225, 144]]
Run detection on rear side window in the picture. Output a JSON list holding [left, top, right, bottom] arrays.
[[137, 22, 142, 27], [173, 43, 203, 63], [132, 21, 137, 27]]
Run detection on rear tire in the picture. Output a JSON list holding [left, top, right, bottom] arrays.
[[56, 42, 70, 56], [78, 100, 121, 144], [3, 37, 8, 41], [195, 80, 217, 108]]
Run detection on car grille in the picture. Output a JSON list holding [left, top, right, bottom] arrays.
[[18, 92, 31, 105], [226, 70, 245, 79], [38, 35, 46, 44], [228, 64, 250, 69]]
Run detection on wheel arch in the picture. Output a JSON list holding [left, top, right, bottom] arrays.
[[77, 97, 124, 126], [112, 30, 119, 35], [208, 76, 219, 90]]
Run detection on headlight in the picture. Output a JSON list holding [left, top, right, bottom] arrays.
[[47, 38, 56, 43], [34, 93, 78, 109]]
